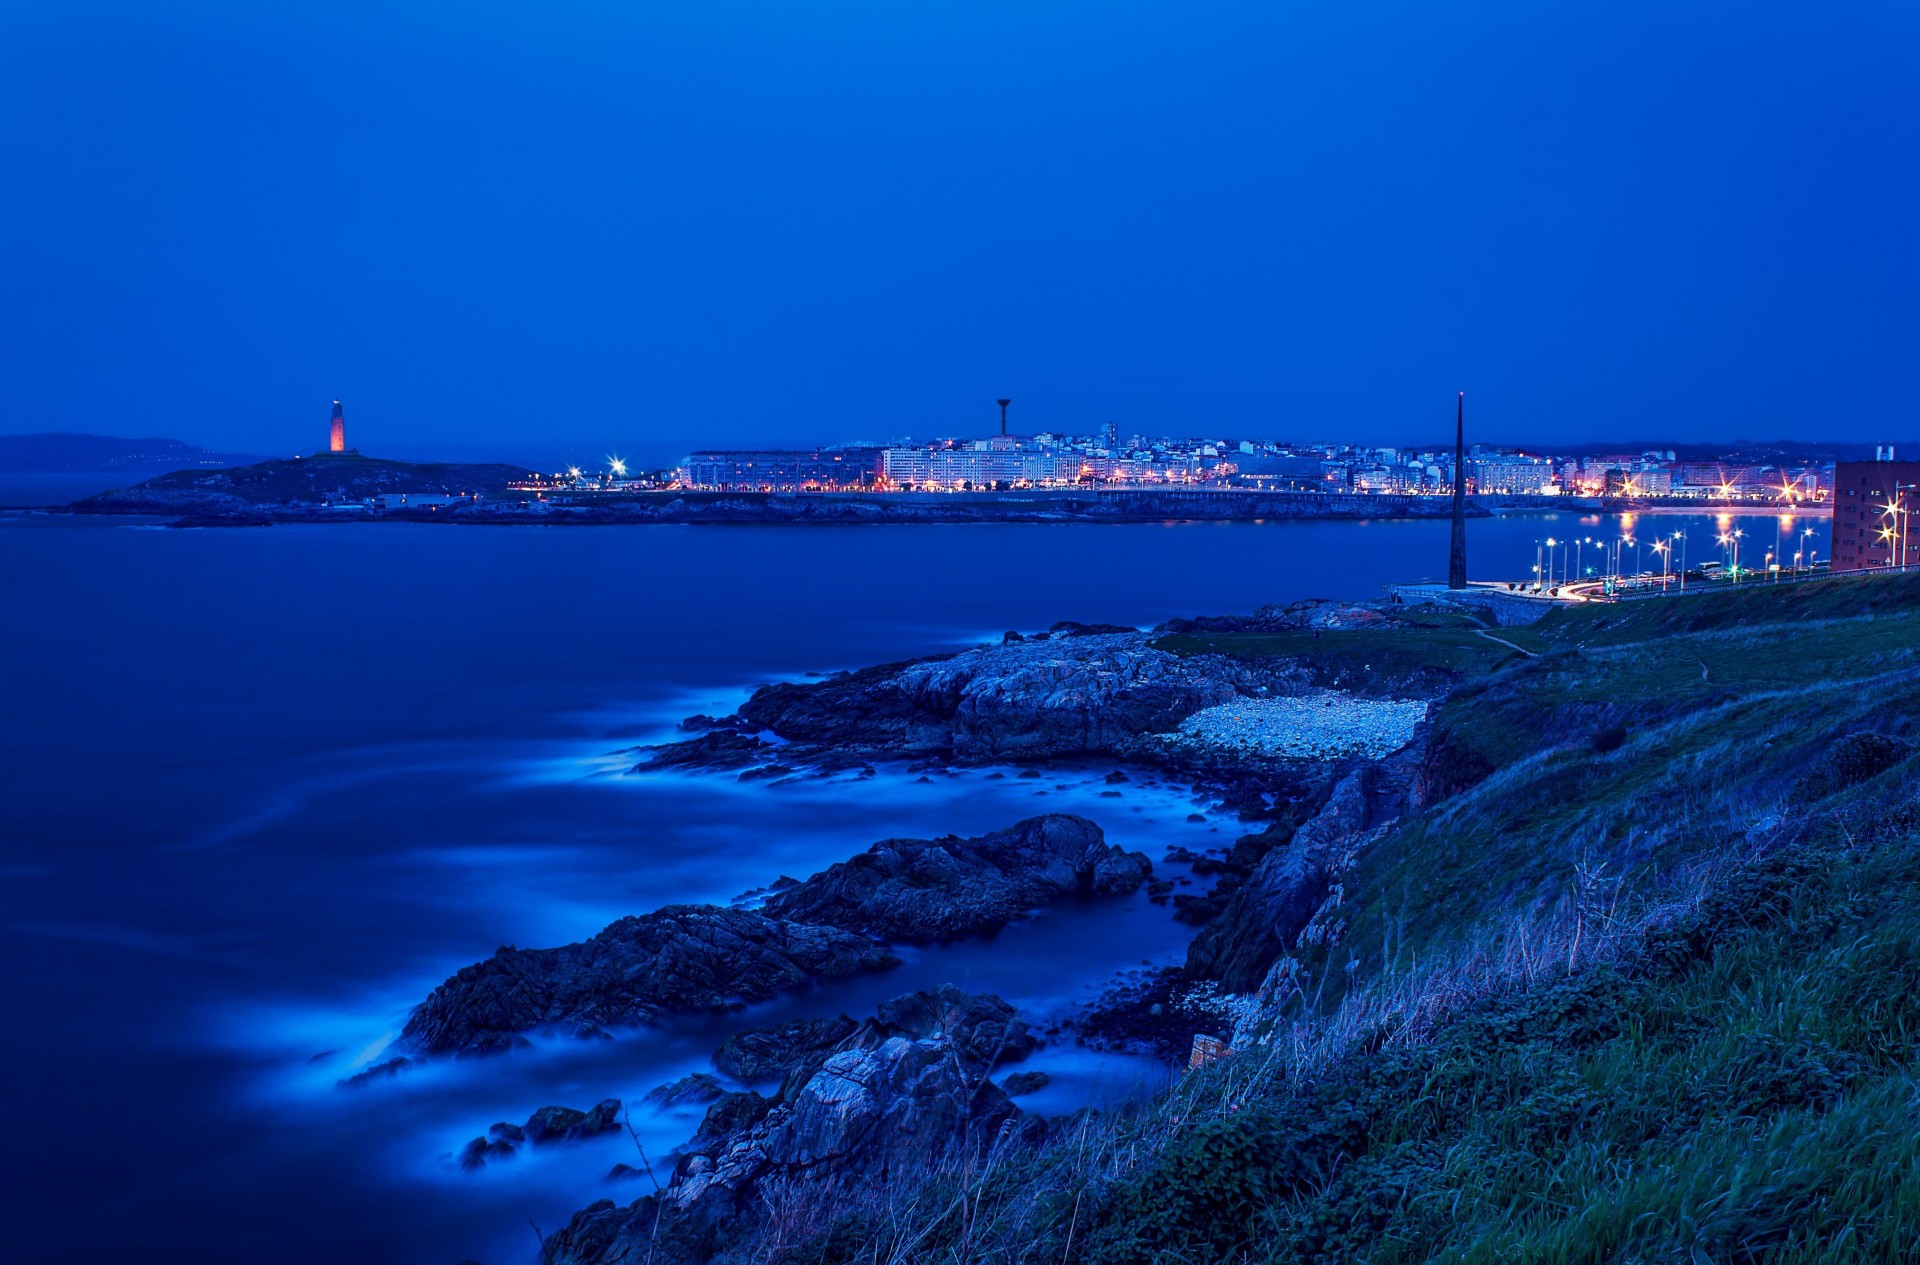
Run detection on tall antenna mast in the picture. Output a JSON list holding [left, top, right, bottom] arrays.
[[1448, 391, 1468, 589]]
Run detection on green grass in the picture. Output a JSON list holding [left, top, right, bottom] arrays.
[[596, 571, 1920, 1265], [1153, 627, 1525, 687], [1081, 830, 1920, 1264], [1533, 570, 1920, 648], [1077, 572, 1920, 1263]]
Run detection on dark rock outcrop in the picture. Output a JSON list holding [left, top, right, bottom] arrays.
[[1001, 1069, 1051, 1096], [402, 907, 900, 1056], [458, 1099, 621, 1171], [763, 815, 1152, 941], [729, 635, 1301, 763], [643, 1074, 727, 1109], [402, 817, 1144, 1059], [712, 1015, 860, 1082], [540, 987, 1036, 1265], [1186, 750, 1418, 991], [526, 1099, 623, 1144]]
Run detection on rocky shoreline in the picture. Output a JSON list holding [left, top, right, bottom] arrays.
[[353, 596, 1502, 1264]]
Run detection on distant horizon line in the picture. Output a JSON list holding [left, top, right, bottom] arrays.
[[5, 427, 1915, 459]]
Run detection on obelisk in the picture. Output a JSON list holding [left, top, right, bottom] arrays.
[[1448, 391, 1468, 589]]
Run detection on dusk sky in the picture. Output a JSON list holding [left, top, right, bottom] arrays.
[[2, 1, 1915, 459]]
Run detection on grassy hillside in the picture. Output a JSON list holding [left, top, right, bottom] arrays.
[[74, 452, 535, 510], [682, 573, 1920, 1265]]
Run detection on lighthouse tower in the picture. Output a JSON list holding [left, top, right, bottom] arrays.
[[329, 400, 346, 453]]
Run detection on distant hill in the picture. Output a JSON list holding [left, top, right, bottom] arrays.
[[74, 451, 537, 514], [0, 432, 267, 473]]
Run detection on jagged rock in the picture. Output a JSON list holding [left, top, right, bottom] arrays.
[[693, 1091, 771, 1143], [677, 986, 1034, 1202], [339, 1055, 413, 1087], [606, 1163, 650, 1183], [643, 1074, 726, 1109], [457, 1135, 518, 1170], [489, 1121, 525, 1143], [763, 815, 1151, 941], [525, 1098, 623, 1144], [730, 635, 1300, 763], [712, 1015, 860, 1081], [541, 988, 1037, 1265], [400, 819, 1145, 1060], [400, 906, 899, 1056], [1186, 764, 1385, 989], [1173, 893, 1225, 926], [1001, 1070, 1051, 1096]]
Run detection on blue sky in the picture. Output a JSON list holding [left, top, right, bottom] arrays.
[[1, 1, 1914, 459]]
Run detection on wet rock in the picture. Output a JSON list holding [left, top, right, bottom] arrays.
[[339, 1055, 413, 1088], [488, 1121, 524, 1143], [401, 906, 899, 1056], [458, 1135, 516, 1170], [643, 1074, 726, 1109], [525, 1098, 623, 1144], [1187, 765, 1385, 989], [712, 1015, 860, 1081], [1000, 1070, 1051, 1096], [763, 815, 1152, 942], [1173, 893, 1225, 926], [732, 634, 1298, 763], [545, 987, 1041, 1265], [675, 987, 1035, 1204], [693, 1091, 771, 1143]]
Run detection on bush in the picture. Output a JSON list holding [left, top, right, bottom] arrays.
[[1793, 731, 1913, 802]]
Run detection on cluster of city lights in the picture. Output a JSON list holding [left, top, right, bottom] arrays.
[[1530, 518, 1823, 596]]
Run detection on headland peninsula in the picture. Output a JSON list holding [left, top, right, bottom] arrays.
[[345, 567, 1920, 1265]]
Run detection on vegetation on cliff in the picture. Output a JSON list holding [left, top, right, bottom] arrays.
[[542, 572, 1920, 1264]]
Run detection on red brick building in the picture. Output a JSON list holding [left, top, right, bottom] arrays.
[[1831, 457, 1920, 571]]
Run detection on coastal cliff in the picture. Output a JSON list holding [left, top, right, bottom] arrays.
[[511, 572, 1920, 1265]]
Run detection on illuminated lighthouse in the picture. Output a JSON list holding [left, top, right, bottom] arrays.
[[329, 400, 346, 453]]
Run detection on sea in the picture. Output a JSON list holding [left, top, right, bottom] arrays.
[[0, 475, 1828, 1264]]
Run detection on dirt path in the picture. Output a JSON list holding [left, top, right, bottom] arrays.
[[1476, 628, 1537, 658]]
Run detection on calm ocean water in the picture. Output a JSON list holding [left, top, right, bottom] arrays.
[[0, 495, 1827, 1263]]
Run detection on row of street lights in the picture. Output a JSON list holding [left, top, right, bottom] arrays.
[[1534, 522, 1823, 594]]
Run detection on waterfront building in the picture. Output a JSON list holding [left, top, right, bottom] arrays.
[[1831, 455, 1920, 570], [1603, 466, 1673, 495], [1468, 455, 1555, 494], [682, 448, 885, 491]]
